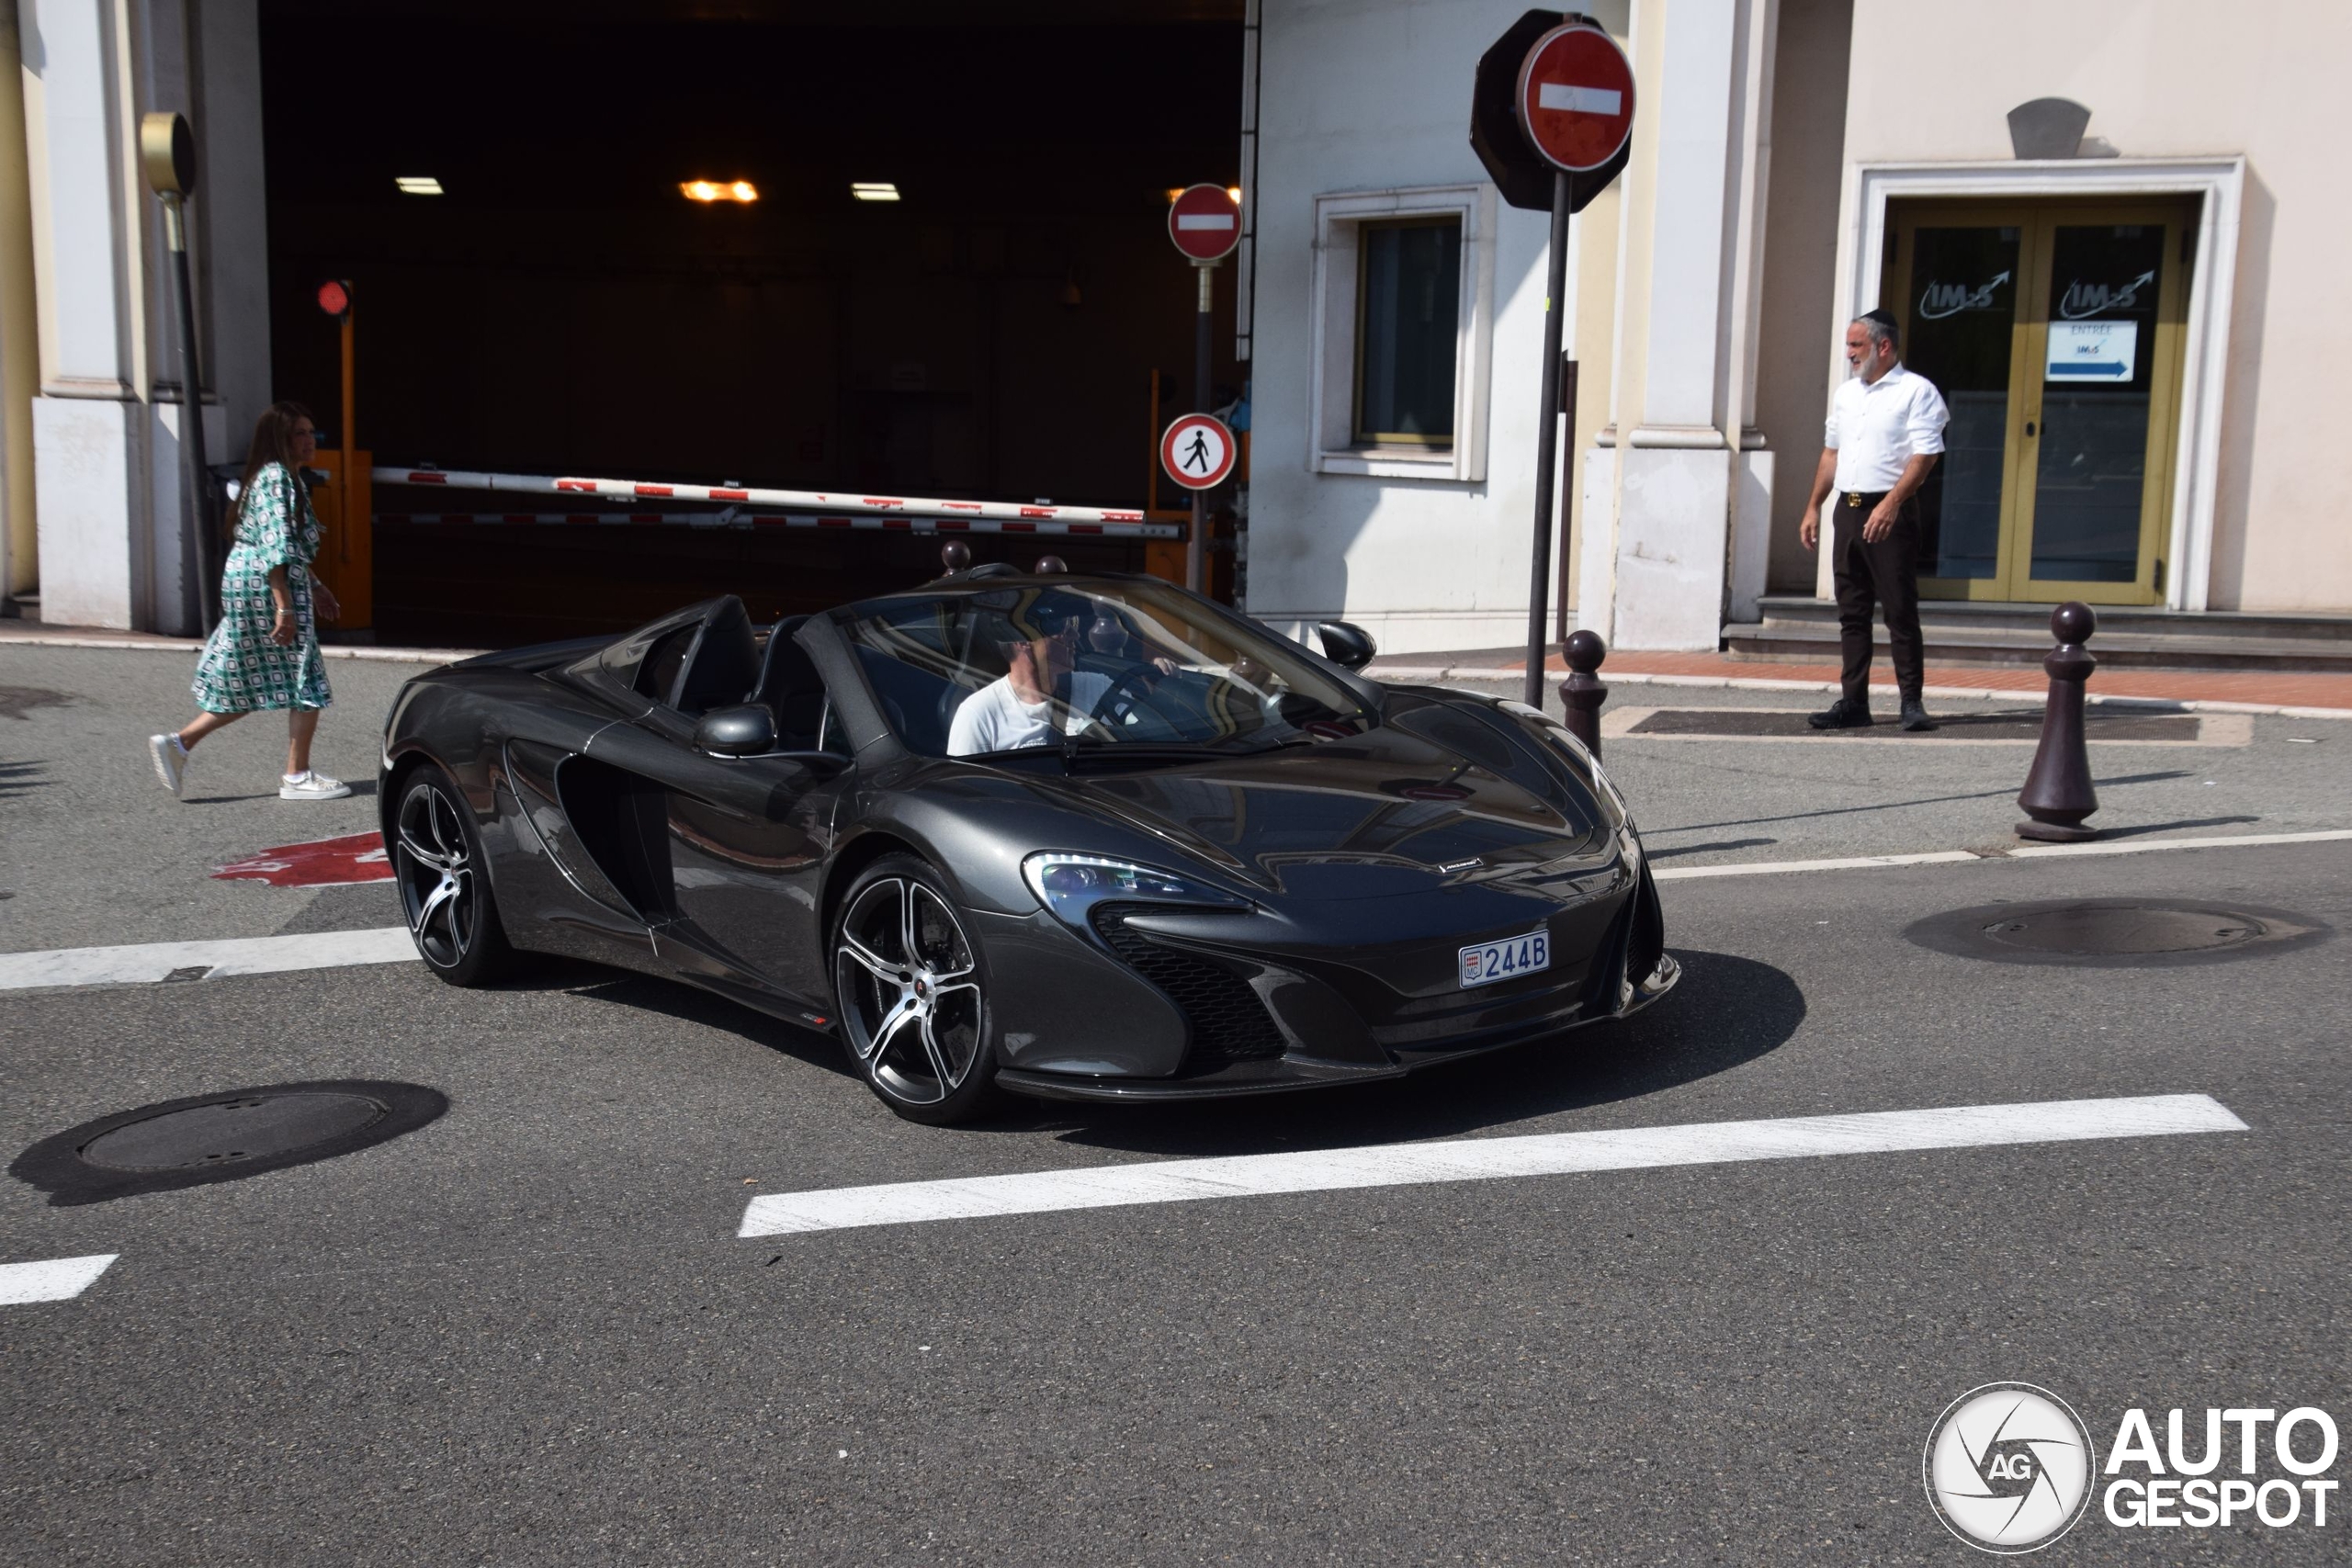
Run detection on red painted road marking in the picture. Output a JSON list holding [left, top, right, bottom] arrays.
[[213, 831, 392, 887]]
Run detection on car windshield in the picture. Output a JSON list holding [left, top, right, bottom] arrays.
[[837, 580, 1368, 759]]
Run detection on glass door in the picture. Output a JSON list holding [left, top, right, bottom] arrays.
[[1887, 201, 2191, 604]]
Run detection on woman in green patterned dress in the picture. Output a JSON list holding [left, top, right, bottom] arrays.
[[148, 402, 349, 801]]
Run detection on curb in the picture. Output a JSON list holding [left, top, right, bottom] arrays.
[[1365, 665, 2352, 722]]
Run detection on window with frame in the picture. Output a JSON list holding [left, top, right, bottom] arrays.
[[1352, 218, 1462, 446]]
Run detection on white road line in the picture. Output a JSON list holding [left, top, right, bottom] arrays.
[[0, 1254, 119, 1305], [0, 927, 415, 991], [2007, 829, 2352, 859], [1653, 850, 1981, 881], [740, 1092, 2245, 1237], [1652, 829, 2352, 881]]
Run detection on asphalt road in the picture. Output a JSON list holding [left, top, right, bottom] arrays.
[[1, 647, 407, 951], [5, 833, 2347, 1564]]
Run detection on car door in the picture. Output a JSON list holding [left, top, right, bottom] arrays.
[[586, 680, 852, 1008]]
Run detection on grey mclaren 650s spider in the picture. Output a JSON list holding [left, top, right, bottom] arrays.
[[379, 566, 1676, 1122]]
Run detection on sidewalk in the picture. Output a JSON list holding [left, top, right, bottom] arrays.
[[1365, 645, 2352, 719]]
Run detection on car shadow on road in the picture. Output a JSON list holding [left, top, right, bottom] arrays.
[[1018, 946, 1804, 1159], [511, 959, 855, 1079]]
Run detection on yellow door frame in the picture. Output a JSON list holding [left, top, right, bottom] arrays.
[[1886, 198, 2191, 605]]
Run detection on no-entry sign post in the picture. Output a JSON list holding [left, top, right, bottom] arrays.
[[1169, 184, 1240, 593], [1471, 11, 1634, 706]]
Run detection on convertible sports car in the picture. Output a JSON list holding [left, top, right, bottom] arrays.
[[379, 566, 1675, 1122]]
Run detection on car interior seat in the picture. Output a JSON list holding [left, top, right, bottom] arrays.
[[748, 616, 827, 749]]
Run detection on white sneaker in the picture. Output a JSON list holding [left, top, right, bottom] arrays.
[[279, 770, 352, 801], [149, 734, 188, 797]]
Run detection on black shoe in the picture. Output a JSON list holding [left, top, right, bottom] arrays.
[[1900, 699, 1937, 732], [1807, 697, 1874, 730]]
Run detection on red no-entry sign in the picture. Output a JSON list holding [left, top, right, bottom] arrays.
[[1167, 184, 1240, 263], [1161, 413, 1236, 490], [1516, 21, 1635, 173]]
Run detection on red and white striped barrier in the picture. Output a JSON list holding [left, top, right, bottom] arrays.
[[373, 465, 1173, 535], [374, 511, 1182, 539]]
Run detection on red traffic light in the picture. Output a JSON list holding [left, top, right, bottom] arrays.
[[315, 279, 351, 317]]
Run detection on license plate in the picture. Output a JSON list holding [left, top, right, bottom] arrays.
[[1458, 929, 1550, 988]]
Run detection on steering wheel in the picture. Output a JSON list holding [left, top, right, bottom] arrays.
[[1087, 666, 1163, 731]]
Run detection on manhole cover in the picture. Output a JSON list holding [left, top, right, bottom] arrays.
[[78, 1093, 387, 1171], [1905, 898, 2329, 969], [9, 1080, 447, 1206]]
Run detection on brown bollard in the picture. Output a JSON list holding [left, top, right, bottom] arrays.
[[2016, 602, 2100, 841], [938, 540, 972, 576], [1558, 630, 1609, 761], [1034, 554, 1068, 575]]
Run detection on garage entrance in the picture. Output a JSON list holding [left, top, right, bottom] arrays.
[[258, 1, 1245, 645]]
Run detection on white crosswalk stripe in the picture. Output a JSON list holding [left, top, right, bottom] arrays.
[[0, 928, 415, 991], [739, 1093, 2247, 1237], [0, 1254, 119, 1305]]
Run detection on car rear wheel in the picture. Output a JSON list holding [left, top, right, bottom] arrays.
[[393, 765, 513, 987], [831, 855, 1001, 1124]]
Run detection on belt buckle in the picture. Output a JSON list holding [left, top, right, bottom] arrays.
[[1844, 491, 1865, 508]]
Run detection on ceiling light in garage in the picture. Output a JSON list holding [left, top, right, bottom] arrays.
[[395, 176, 443, 196], [682, 179, 759, 204], [1227, 186, 1243, 204], [853, 182, 900, 202]]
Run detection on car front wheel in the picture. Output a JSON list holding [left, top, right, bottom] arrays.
[[831, 855, 1001, 1124], [392, 764, 514, 987]]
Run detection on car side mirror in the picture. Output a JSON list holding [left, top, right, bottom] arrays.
[[694, 704, 776, 757], [1314, 620, 1377, 671]]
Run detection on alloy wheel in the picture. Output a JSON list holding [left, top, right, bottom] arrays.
[[394, 779, 479, 969], [833, 876, 986, 1106]]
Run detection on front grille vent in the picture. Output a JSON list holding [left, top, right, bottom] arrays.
[[1626, 863, 1666, 984], [1090, 905, 1285, 1068]]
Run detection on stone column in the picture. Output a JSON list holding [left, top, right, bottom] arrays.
[[1578, 0, 1778, 650], [17, 0, 264, 633]]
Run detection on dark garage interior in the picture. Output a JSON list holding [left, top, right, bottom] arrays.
[[258, 0, 1246, 644]]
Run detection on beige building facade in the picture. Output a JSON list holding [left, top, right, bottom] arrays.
[[1247, 0, 2349, 655]]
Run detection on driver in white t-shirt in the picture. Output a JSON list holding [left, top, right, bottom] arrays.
[[947, 614, 1179, 757], [946, 621, 1110, 756]]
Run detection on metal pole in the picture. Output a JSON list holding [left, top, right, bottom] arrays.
[[162, 194, 219, 633], [1522, 170, 1571, 709], [340, 304, 356, 569], [1190, 258, 1213, 594]]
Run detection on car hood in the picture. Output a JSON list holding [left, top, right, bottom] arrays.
[[1024, 706, 1608, 900]]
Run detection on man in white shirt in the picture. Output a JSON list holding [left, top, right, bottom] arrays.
[[1799, 308, 1950, 731], [946, 621, 1110, 756]]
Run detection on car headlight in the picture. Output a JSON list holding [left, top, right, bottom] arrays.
[[1021, 853, 1248, 926]]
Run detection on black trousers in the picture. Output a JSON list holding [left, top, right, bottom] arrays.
[[1831, 491, 1925, 705]]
